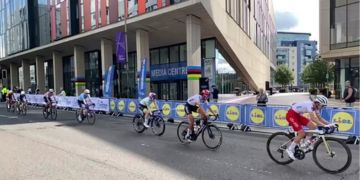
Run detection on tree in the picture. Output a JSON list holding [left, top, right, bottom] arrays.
[[301, 59, 334, 89], [274, 65, 294, 88]]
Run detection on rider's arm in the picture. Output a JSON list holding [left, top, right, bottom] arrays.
[[309, 112, 327, 126]]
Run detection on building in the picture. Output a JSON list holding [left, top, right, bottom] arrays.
[[0, 0, 276, 100], [320, 0, 359, 99], [276, 32, 318, 89]]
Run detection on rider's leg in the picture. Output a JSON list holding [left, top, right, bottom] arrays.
[[187, 114, 194, 137], [198, 108, 207, 124], [143, 110, 150, 127]]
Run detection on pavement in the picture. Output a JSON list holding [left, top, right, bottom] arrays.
[[0, 103, 359, 180]]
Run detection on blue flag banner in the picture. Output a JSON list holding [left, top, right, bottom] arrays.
[[116, 32, 126, 64], [137, 58, 147, 100], [104, 65, 115, 98]]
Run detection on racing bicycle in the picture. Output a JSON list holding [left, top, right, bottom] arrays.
[[133, 109, 166, 136], [75, 104, 96, 125]]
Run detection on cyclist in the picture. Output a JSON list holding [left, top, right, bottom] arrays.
[[184, 89, 217, 142], [43, 89, 55, 112], [18, 91, 27, 107], [139, 92, 159, 128], [286, 95, 335, 160], [77, 89, 93, 121], [6, 90, 16, 109]]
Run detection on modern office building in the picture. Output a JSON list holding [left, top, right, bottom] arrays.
[[276, 32, 317, 89], [320, 0, 359, 99], [0, 0, 276, 100]]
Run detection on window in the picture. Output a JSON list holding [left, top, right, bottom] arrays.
[[150, 49, 159, 65], [91, 0, 96, 28], [179, 44, 186, 62], [160, 48, 168, 64], [347, 2, 359, 45], [169, 46, 179, 63]]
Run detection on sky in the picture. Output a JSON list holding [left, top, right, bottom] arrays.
[[273, 0, 319, 42]]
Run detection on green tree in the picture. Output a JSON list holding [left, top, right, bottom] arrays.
[[301, 59, 334, 88], [274, 65, 294, 88]]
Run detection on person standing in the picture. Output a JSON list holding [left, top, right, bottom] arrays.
[[58, 88, 66, 96], [342, 80, 356, 107], [211, 85, 219, 103], [256, 88, 268, 106]]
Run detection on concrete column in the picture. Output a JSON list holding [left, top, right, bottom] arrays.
[[101, 38, 113, 96], [9, 63, 19, 89], [136, 29, 150, 95], [74, 46, 86, 96], [36, 56, 45, 93], [53, 51, 63, 94], [186, 15, 201, 97], [21, 60, 31, 90]]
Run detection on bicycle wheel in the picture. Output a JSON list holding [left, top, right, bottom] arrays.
[[17, 104, 21, 115], [50, 108, 57, 120], [177, 121, 189, 143], [75, 109, 84, 123], [202, 124, 222, 150], [133, 114, 146, 133], [266, 132, 294, 165], [312, 137, 352, 174], [87, 112, 96, 125], [11, 104, 16, 113], [151, 116, 165, 136], [43, 108, 49, 119], [22, 104, 27, 116]]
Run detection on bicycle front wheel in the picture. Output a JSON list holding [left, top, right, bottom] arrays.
[[50, 108, 57, 120], [202, 124, 222, 150], [87, 112, 96, 125], [22, 105, 27, 116], [177, 121, 189, 143], [151, 116, 165, 136], [133, 114, 146, 133], [266, 132, 294, 165], [313, 137, 352, 174], [43, 108, 49, 119]]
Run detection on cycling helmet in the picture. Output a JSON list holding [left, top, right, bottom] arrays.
[[314, 95, 328, 106], [49, 89, 54, 93], [9, 90, 13, 93], [21, 91, 25, 95], [149, 92, 156, 100], [84, 89, 90, 94], [200, 89, 210, 99]]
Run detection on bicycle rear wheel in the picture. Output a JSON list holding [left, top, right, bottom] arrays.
[[50, 108, 57, 120], [266, 132, 294, 165], [177, 121, 189, 143], [75, 109, 84, 123], [43, 108, 49, 119], [151, 116, 165, 136], [22, 104, 27, 116], [133, 114, 146, 133], [313, 137, 352, 174], [202, 124, 222, 150], [87, 112, 96, 125]]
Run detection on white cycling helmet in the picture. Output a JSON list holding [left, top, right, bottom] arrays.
[[314, 95, 328, 106], [49, 89, 54, 93], [84, 89, 90, 94], [21, 91, 25, 95], [149, 92, 156, 100], [9, 90, 13, 93]]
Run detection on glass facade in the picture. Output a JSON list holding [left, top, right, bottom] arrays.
[[334, 57, 359, 99], [85, 51, 102, 97], [63, 56, 75, 96], [330, 0, 360, 49], [44, 60, 54, 90], [37, 0, 50, 46], [119, 52, 137, 98]]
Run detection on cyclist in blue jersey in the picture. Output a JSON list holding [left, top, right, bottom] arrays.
[[139, 92, 159, 128], [77, 89, 93, 121]]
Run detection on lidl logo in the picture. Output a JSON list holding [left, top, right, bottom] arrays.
[[150, 102, 157, 111], [274, 109, 288, 127], [128, 101, 136, 112], [208, 105, 219, 115], [332, 112, 354, 132], [250, 108, 265, 124], [162, 103, 171, 116], [226, 106, 240, 122], [118, 100, 125, 111], [176, 104, 186, 117], [110, 100, 116, 111]]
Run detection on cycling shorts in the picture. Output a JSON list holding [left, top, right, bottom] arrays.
[[286, 109, 310, 132], [184, 103, 199, 115]]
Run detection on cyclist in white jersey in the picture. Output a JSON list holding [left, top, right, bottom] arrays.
[[184, 89, 217, 142], [286, 95, 335, 160], [139, 92, 158, 128]]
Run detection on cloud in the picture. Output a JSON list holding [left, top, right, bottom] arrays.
[[275, 11, 299, 30]]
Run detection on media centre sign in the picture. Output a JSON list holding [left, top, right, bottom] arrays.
[[151, 63, 187, 81]]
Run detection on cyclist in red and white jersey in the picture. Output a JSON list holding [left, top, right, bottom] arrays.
[[286, 95, 335, 160]]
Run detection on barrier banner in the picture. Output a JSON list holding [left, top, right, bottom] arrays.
[[222, 104, 241, 123], [206, 103, 224, 122], [117, 99, 127, 113], [56, 96, 68, 107], [174, 103, 186, 119], [110, 99, 117, 112], [91, 98, 110, 112], [271, 107, 290, 128], [127, 99, 138, 114], [158, 100, 173, 118], [247, 105, 267, 126], [330, 109, 357, 135]]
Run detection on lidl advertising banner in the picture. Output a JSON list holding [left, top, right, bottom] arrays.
[[223, 104, 241, 123], [330, 109, 357, 135], [109, 99, 117, 112], [127, 99, 138, 114], [271, 107, 290, 128], [247, 105, 266, 126], [117, 99, 127, 113], [158, 101, 173, 118], [174, 103, 186, 119]]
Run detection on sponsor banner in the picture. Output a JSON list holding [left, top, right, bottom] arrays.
[[247, 105, 267, 126], [137, 58, 147, 99], [91, 98, 110, 112], [174, 103, 186, 119], [271, 107, 290, 128], [116, 32, 126, 64], [330, 109, 357, 135], [222, 104, 241, 123], [127, 99, 138, 114], [110, 99, 118, 112], [117, 99, 127, 113], [159, 101, 173, 117]]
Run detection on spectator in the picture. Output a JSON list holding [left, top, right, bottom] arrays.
[[1, 86, 8, 102], [211, 85, 219, 102], [35, 88, 40, 94], [343, 80, 357, 107], [256, 88, 268, 106], [27, 87, 32, 94], [58, 88, 66, 96]]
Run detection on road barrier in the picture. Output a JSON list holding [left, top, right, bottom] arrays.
[[22, 94, 360, 136]]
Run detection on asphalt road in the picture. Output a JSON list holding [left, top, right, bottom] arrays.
[[0, 103, 358, 180]]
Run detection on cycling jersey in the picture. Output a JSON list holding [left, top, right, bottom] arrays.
[[140, 97, 154, 107], [7, 93, 15, 101], [291, 101, 318, 114], [43, 92, 54, 103], [78, 93, 90, 102], [187, 95, 203, 106], [19, 94, 27, 102]]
